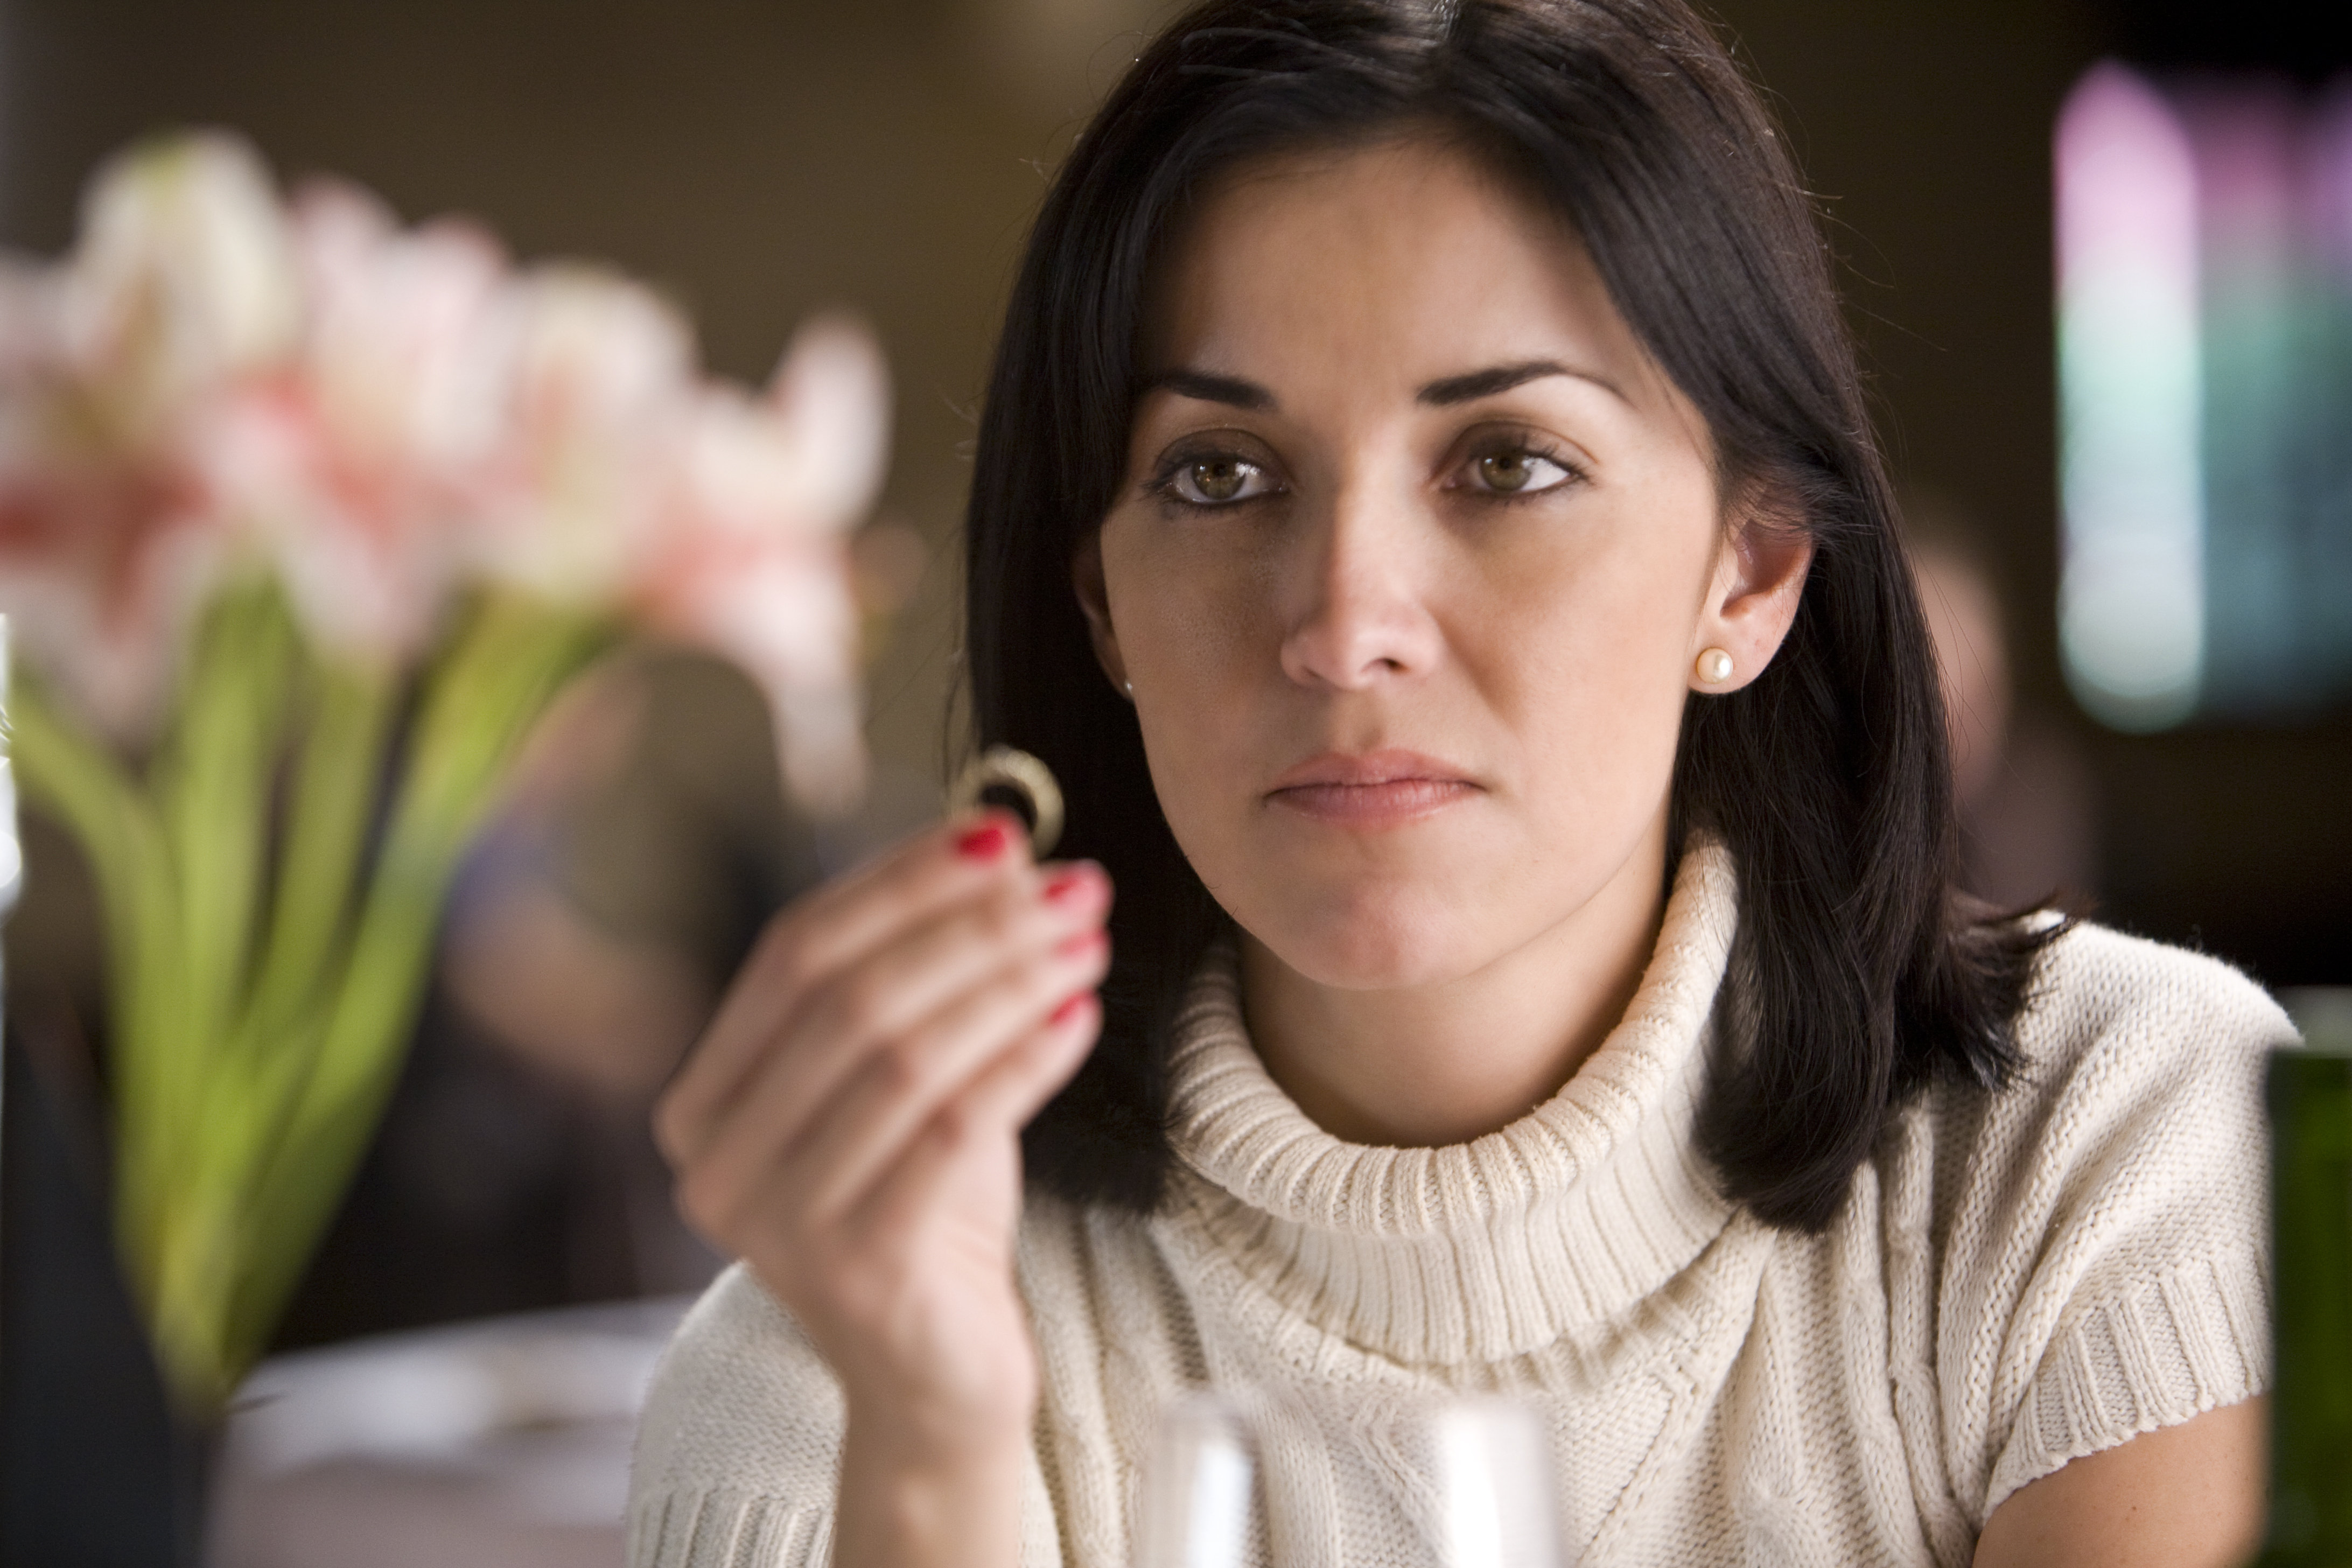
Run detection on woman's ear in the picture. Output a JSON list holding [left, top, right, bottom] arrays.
[[1690, 505, 1814, 693], [1070, 533, 1133, 697]]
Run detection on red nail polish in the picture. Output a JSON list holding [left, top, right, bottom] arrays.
[[956, 822, 1010, 860], [1052, 992, 1094, 1026], [1057, 929, 1108, 959], [1044, 867, 1091, 904]]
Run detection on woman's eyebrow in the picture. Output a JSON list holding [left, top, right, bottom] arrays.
[[1138, 368, 1275, 409], [1417, 359, 1625, 405], [1138, 361, 1625, 409]]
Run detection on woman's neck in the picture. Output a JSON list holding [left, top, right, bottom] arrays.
[[1237, 814, 1671, 1149]]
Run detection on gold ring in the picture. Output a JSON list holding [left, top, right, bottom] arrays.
[[948, 746, 1065, 858]]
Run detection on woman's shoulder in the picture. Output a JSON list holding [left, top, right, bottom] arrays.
[[2013, 915, 2297, 1073], [1910, 915, 2295, 1219], [627, 1264, 845, 1565], [1920, 914, 2296, 1256]]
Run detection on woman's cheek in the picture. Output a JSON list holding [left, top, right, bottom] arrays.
[[1480, 559, 1694, 822], [1115, 556, 1261, 830]]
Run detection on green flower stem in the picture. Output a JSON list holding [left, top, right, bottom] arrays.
[[171, 661, 407, 1351], [136, 661, 408, 1404], [11, 587, 611, 1413], [134, 581, 296, 1302], [243, 660, 400, 1049], [215, 593, 608, 1385]]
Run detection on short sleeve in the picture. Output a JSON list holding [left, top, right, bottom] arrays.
[[627, 1265, 844, 1568], [1925, 923, 2295, 1521]]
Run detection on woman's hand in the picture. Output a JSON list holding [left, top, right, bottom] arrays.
[[654, 814, 1110, 1568]]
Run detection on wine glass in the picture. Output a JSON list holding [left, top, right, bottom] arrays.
[[1422, 1395, 1564, 1568], [1134, 1389, 1568, 1568], [1137, 1394, 1260, 1568]]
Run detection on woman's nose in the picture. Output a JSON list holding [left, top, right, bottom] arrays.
[[1276, 485, 1446, 691]]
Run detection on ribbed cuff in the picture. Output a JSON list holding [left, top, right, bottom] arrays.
[[628, 1487, 831, 1568], [1986, 1252, 2270, 1516]]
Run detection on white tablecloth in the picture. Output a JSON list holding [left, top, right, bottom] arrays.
[[209, 1297, 691, 1568]]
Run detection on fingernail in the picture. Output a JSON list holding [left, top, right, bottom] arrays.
[[1051, 992, 1095, 1026], [1043, 865, 1098, 904], [956, 822, 1011, 860], [1056, 929, 1108, 960]]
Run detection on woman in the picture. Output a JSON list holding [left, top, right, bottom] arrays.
[[631, 2, 2288, 1563]]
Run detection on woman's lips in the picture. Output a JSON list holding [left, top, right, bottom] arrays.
[[1265, 750, 1479, 828]]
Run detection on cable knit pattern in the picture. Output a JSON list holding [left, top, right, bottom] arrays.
[[628, 841, 2293, 1566]]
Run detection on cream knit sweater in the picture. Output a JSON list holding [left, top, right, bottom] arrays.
[[628, 842, 2291, 1566]]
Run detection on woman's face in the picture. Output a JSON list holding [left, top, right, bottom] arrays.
[[1080, 135, 1806, 995]]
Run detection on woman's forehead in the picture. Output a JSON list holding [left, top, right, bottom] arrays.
[[1140, 136, 1668, 409], [1136, 136, 1684, 430]]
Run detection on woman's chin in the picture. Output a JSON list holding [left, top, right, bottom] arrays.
[[1237, 890, 1492, 993]]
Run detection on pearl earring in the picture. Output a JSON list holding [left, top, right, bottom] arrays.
[[1695, 648, 1734, 684], [1122, 680, 1134, 699]]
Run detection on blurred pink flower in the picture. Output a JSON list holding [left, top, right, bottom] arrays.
[[468, 267, 692, 606], [0, 130, 886, 811], [0, 132, 297, 734], [638, 314, 888, 813], [59, 134, 300, 440], [194, 181, 514, 666]]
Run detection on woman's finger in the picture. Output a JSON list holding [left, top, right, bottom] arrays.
[[673, 814, 1026, 1123], [948, 992, 1103, 1146], [779, 928, 1110, 1224], [844, 992, 1103, 1246], [672, 883, 1103, 1243], [709, 863, 1108, 1170], [658, 813, 1030, 1160]]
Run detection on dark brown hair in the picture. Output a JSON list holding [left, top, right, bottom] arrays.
[[964, 0, 2059, 1229]]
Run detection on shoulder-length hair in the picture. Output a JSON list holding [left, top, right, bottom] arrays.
[[964, 0, 2056, 1230]]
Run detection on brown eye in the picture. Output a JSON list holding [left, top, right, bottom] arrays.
[[1167, 453, 1273, 506], [1192, 458, 1248, 501], [1479, 451, 1536, 492], [1465, 445, 1573, 496]]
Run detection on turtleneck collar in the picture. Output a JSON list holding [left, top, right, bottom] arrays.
[[1159, 838, 1741, 1366]]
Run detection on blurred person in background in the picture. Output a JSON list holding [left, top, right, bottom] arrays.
[[1903, 489, 2102, 912]]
